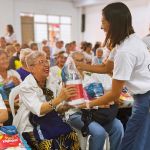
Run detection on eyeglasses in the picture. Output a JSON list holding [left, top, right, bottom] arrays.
[[33, 60, 50, 66], [75, 58, 85, 62]]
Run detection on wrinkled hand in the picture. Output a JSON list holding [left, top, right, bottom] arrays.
[[9, 76, 20, 86], [58, 85, 77, 101]]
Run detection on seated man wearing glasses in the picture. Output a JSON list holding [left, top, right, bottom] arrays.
[[66, 51, 124, 150]]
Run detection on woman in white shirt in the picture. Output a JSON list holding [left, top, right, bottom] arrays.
[[0, 94, 8, 124], [76, 2, 150, 150], [5, 24, 17, 44]]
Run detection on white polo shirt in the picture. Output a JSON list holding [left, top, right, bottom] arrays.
[[109, 33, 150, 95], [0, 94, 6, 110]]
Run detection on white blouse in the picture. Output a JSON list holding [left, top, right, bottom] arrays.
[[13, 74, 57, 133]]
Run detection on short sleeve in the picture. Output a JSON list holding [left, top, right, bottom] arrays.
[[0, 94, 7, 109], [113, 52, 136, 81], [108, 49, 116, 61]]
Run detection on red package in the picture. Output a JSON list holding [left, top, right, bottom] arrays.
[[62, 57, 85, 105], [66, 80, 85, 105], [0, 133, 23, 149]]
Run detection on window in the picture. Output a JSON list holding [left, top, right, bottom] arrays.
[[60, 24, 71, 43], [34, 15, 47, 23], [34, 14, 71, 45], [34, 24, 48, 43], [60, 16, 71, 24], [48, 16, 59, 24]]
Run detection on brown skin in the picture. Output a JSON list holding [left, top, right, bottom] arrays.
[[42, 46, 50, 60], [56, 53, 67, 69], [0, 37, 6, 49], [66, 44, 72, 54], [14, 43, 21, 53], [75, 59, 114, 74]]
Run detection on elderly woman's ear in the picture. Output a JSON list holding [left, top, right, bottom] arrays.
[[27, 65, 34, 74]]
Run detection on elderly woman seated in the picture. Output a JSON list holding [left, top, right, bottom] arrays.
[[13, 51, 80, 150]]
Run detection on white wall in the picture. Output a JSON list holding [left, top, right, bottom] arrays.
[[0, 0, 81, 43], [1, 0, 149, 45], [82, 0, 150, 44], [0, 0, 14, 36]]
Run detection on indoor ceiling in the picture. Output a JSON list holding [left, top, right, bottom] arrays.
[[71, 0, 149, 7]]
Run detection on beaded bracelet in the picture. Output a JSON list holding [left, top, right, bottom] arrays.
[[49, 100, 56, 110]]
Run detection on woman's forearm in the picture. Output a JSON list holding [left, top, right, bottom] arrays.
[[89, 91, 117, 107], [40, 97, 62, 115], [79, 60, 113, 74], [86, 64, 109, 74]]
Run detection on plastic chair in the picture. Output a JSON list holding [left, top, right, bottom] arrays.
[[8, 85, 20, 118], [104, 136, 110, 150]]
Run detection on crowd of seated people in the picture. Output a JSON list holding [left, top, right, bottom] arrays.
[[0, 28, 138, 150]]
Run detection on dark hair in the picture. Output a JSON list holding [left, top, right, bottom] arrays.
[[59, 40, 64, 44], [80, 41, 87, 50], [21, 43, 29, 49], [30, 43, 38, 49], [0, 37, 6, 41], [84, 42, 92, 51], [65, 43, 70, 48], [71, 41, 76, 45], [103, 2, 134, 49], [93, 42, 101, 51], [7, 24, 14, 35]]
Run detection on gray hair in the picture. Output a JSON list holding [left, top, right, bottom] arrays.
[[96, 47, 103, 52], [70, 51, 85, 59], [26, 51, 46, 67], [20, 48, 32, 64]]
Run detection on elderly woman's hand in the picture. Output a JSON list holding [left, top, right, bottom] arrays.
[[58, 85, 77, 101]]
